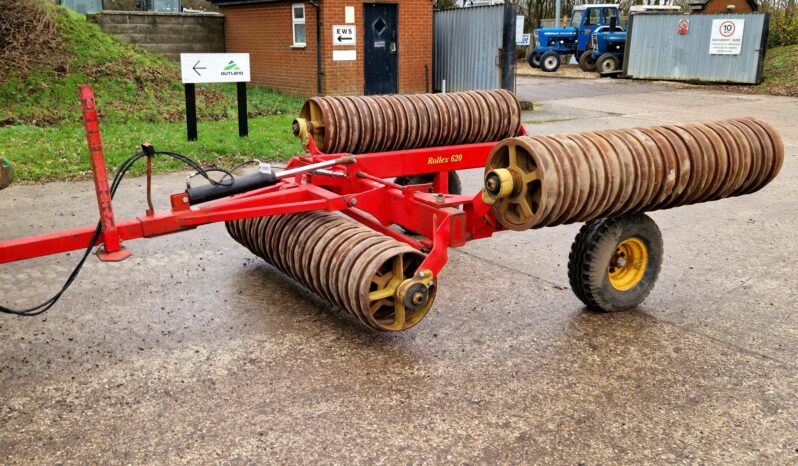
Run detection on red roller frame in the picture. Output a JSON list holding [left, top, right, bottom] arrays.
[[0, 86, 526, 280]]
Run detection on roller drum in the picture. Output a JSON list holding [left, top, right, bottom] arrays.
[[226, 212, 436, 332], [298, 90, 522, 154], [485, 117, 783, 231]]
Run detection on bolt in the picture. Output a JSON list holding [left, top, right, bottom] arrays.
[[411, 292, 425, 306], [428, 280, 434, 286], [616, 256, 627, 267], [349, 198, 358, 206], [418, 271, 426, 278], [435, 193, 445, 203], [182, 196, 189, 203]]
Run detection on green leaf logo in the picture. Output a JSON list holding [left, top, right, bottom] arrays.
[[224, 60, 241, 71]]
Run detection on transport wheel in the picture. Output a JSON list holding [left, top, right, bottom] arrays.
[[567, 214, 663, 312], [394, 171, 462, 195], [540, 52, 561, 72], [597, 53, 619, 74], [528, 53, 541, 68], [578, 51, 597, 72]]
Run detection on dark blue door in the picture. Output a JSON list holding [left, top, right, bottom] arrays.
[[364, 3, 398, 95]]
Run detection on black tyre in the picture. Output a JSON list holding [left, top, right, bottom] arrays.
[[528, 53, 541, 68], [568, 214, 663, 312], [394, 171, 462, 195], [539, 52, 561, 73], [578, 51, 597, 72], [597, 53, 620, 74]]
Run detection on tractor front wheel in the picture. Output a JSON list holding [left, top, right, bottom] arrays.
[[597, 53, 620, 74], [567, 214, 663, 312], [540, 52, 561, 73], [578, 51, 597, 72], [528, 53, 541, 68]]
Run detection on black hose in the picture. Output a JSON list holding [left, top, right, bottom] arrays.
[[0, 149, 236, 316]]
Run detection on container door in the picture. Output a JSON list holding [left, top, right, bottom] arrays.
[[364, 3, 398, 95]]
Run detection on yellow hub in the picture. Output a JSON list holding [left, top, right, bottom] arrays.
[[484, 168, 515, 200], [608, 237, 648, 291], [367, 262, 436, 331]]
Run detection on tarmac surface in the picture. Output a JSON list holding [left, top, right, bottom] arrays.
[[1, 76, 797, 464]]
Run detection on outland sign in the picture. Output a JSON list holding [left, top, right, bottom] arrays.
[[180, 53, 251, 84]]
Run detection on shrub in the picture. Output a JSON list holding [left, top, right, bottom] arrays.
[[0, 0, 68, 80], [767, 10, 798, 48]]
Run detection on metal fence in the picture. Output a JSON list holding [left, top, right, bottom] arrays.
[[433, 5, 516, 92], [624, 13, 769, 84], [61, 0, 103, 14]]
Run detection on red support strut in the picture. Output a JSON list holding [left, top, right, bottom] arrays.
[[78, 85, 132, 262]]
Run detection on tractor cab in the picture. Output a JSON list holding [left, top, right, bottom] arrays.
[[529, 4, 622, 73], [570, 4, 622, 56]]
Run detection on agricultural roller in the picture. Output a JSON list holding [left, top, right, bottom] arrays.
[[0, 86, 784, 332]]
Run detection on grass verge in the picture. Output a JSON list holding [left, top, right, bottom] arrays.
[[1, 3, 305, 182], [1, 6, 304, 126], [757, 44, 798, 96], [0, 115, 301, 182], [713, 45, 798, 97]]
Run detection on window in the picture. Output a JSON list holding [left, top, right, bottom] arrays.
[[603, 8, 619, 27], [292, 3, 306, 47], [570, 11, 583, 27], [584, 8, 600, 26]]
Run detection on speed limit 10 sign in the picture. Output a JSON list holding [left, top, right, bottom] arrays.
[[709, 19, 745, 55]]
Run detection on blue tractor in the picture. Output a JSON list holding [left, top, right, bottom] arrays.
[[580, 5, 682, 74], [528, 4, 622, 73], [580, 16, 626, 74]]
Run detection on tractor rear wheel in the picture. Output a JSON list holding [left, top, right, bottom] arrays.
[[540, 52, 561, 72], [597, 53, 620, 74], [567, 214, 663, 312], [578, 51, 597, 72]]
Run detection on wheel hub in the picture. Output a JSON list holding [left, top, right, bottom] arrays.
[[608, 237, 648, 291]]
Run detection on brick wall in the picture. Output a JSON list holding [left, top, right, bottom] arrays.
[[221, 3, 318, 95], [87, 11, 224, 61], [218, 0, 432, 96], [320, 0, 432, 95], [701, 0, 755, 13]]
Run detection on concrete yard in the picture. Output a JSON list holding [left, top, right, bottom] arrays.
[[1, 76, 796, 463]]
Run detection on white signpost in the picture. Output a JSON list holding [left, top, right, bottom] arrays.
[[709, 19, 745, 55], [180, 53, 251, 84], [332, 25, 356, 46], [179, 53, 252, 140]]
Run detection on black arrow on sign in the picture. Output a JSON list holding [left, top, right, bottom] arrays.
[[337, 35, 352, 42], [192, 60, 207, 76]]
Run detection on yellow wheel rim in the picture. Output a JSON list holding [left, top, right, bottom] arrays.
[[608, 237, 648, 291]]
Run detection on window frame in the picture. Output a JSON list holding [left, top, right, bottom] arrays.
[[292, 3, 306, 47]]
